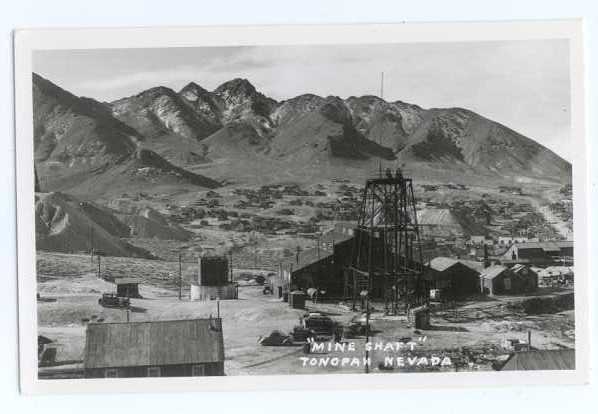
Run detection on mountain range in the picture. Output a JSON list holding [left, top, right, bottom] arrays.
[[32, 73, 571, 197]]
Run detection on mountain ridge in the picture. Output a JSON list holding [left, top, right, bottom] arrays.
[[33, 73, 572, 190]]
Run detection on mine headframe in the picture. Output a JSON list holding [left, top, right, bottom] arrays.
[[347, 168, 428, 313]]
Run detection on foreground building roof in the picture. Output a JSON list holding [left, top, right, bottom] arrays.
[[84, 318, 224, 369], [500, 350, 575, 371]]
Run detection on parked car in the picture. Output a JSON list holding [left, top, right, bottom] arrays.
[[98, 293, 130, 308]]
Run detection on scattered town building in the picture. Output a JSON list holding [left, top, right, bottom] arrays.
[[84, 318, 225, 378], [467, 235, 494, 246], [537, 266, 574, 287], [502, 241, 573, 266], [497, 236, 539, 246]]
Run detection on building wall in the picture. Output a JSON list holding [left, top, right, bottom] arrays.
[[290, 238, 353, 298], [84, 362, 224, 378], [116, 283, 140, 298], [488, 271, 537, 295], [291, 257, 336, 293], [427, 263, 480, 299], [190, 284, 237, 301]]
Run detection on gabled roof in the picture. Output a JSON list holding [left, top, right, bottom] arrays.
[[480, 265, 508, 280], [459, 259, 485, 273], [500, 350, 575, 371], [84, 318, 224, 369], [511, 264, 527, 273], [289, 247, 333, 271], [428, 257, 459, 272], [428, 257, 483, 273]]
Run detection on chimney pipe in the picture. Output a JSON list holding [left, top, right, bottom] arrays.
[[484, 244, 490, 268]]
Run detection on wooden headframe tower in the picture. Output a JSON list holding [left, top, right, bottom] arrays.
[[347, 168, 427, 313]]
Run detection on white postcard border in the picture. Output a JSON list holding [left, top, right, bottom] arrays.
[[14, 20, 589, 394]]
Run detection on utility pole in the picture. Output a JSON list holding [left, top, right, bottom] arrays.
[[365, 294, 370, 374], [229, 250, 233, 283], [89, 225, 94, 264], [380, 71, 384, 100], [97, 255, 101, 279], [178, 253, 182, 300], [316, 233, 320, 259]]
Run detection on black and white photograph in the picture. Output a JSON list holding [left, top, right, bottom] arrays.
[[13, 21, 589, 392]]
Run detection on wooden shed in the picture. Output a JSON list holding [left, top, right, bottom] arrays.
[[423, 257, 482, 299], [84, 318, 225, 378], [114, 277, 142, 298], [480, 264, 537, 296]]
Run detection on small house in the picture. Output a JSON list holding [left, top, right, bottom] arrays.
[[84, 318, 225, 378], [480, 264, 537, 296], [424, 257, 482, 299]]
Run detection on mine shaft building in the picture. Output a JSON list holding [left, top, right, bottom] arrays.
[[287, 225, 355, 298], [84, 318, 225, 378], [424, 257, 483, 299]]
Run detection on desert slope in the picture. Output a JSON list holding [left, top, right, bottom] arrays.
[[35, 192, 153, 258]]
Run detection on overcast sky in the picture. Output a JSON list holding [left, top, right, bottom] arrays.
[[33, 40, 571, 161]]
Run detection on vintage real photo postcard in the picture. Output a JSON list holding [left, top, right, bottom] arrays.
[[14, 21, 588, 393]]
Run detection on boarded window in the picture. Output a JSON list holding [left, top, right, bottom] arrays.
[[147, 367, 161, 377], [105, 368, 118, 378], [504, 278, 512, 290], [192, 364, 206, 376]]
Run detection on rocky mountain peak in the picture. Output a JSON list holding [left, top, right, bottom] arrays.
[[214, 78, 257, 98], [179, 82, 211, 102], [213, 78, 277, 123]]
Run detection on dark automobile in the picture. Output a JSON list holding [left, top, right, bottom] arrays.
[[98, 293, 130, 308]]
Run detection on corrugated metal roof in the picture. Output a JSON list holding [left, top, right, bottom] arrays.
[[84, 318, 224, 369], [480, 265, 508, 280], [500, 350, 575, 371]]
